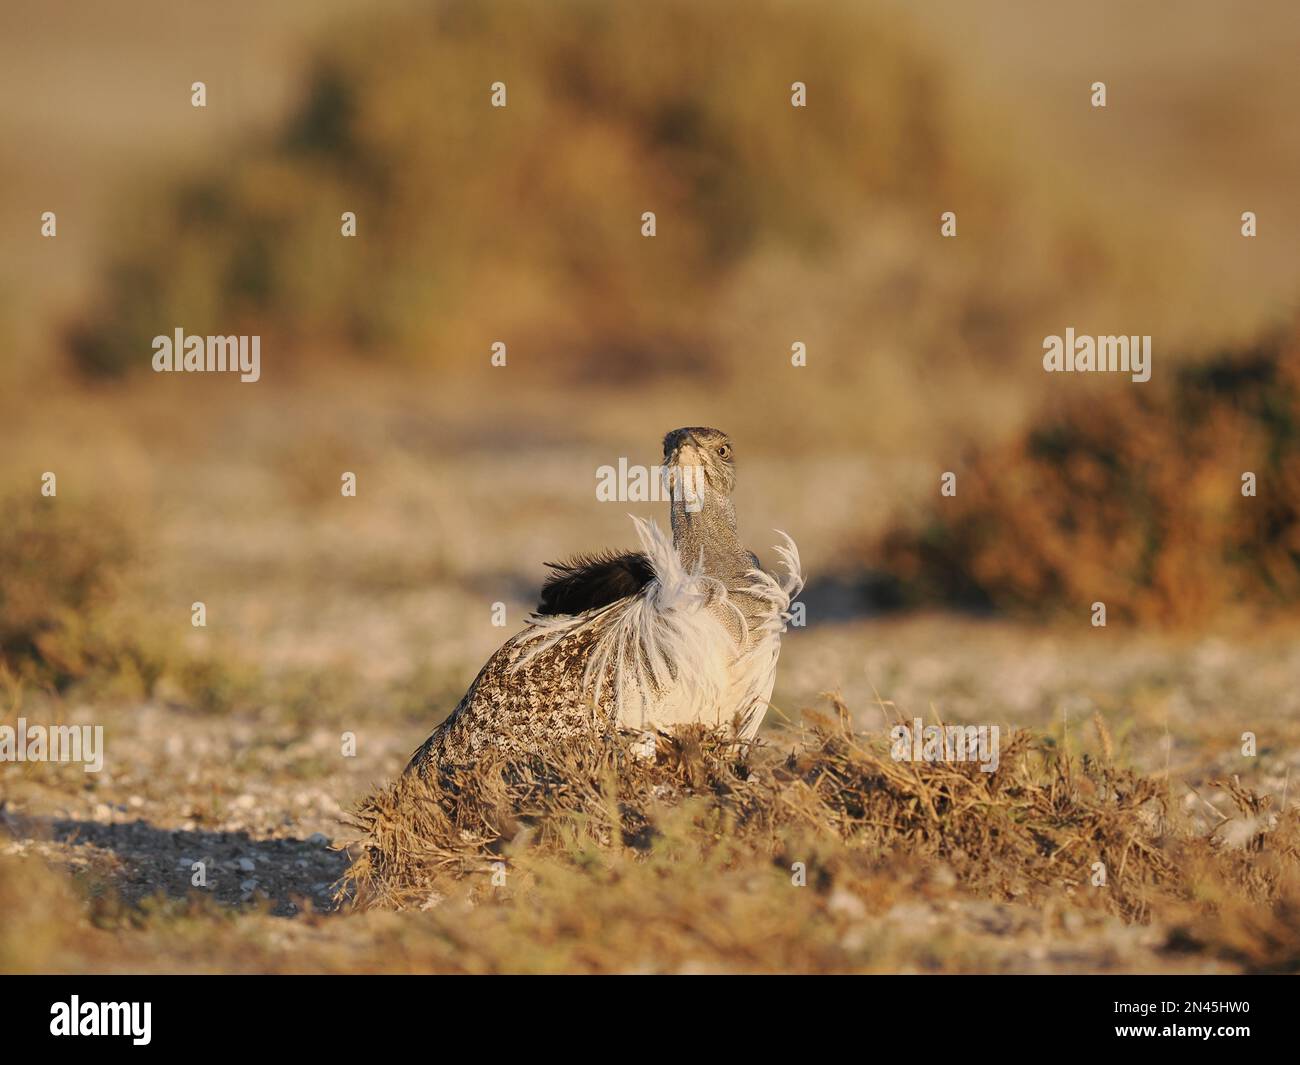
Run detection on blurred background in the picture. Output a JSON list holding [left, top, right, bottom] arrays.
[[2, 0, 1299, 857]]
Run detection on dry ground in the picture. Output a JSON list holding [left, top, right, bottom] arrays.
[[3, 0, 1299, 974], [2, 380, 1298, 974]]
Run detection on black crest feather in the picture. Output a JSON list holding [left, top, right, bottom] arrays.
[[535, 550, 655, 616]]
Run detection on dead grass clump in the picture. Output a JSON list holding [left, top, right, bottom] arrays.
[[342, 698, 1300, 953], [343, 728, 754, 909], [873, 317, 1300, 623]]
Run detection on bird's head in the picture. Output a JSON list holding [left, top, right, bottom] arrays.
[[662, 426, 736, 499]]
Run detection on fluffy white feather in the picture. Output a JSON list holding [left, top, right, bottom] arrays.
[[511, 517, 803, 738]]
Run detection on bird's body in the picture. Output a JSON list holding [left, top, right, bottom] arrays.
[[406, 428, 802, 776]]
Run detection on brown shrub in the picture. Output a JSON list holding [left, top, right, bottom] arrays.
[[873, 319, 1300, 623], [0, 495, 133, 688]]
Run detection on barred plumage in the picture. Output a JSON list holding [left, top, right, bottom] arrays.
[[406, 428, 803, 777]]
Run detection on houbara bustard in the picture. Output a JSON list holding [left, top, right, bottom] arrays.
[[406, 427, 803, 776]]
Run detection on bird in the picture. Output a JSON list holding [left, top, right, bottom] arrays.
[[405, 427, 803, 777]]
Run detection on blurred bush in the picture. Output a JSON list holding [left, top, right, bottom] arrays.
[[0, 494, 267, 706], [64, 0, 1124, 383], [0, 495, 135, 688], [874, 318, 1300, 623]]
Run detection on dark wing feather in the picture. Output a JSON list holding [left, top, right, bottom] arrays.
[[535, 550, 655, 616]]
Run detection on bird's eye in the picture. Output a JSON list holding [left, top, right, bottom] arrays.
[[716, 444, 731, 459]]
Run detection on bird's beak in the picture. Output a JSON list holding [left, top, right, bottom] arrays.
[[663, 436, 707, 512], [663, 429, 697, 468], [666, 442, 703, 472]]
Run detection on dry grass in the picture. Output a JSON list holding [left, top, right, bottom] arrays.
[[340, 698, 1300, 972]]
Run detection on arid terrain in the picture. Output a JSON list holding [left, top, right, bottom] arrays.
[[3, 377, 1298, 973], [2, 0, 1299, 973]]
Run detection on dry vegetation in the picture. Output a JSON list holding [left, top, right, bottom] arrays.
[[5, 702, 1297, 974], [875, 317, 1300, 623], [1, 463, 1296, 971], [347, 706, 1300, 964], [64, 0, 1014, 379], [2, 0, 1299, 975], [57, 0, 1213, 463], [0, 496, 132, 689]]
